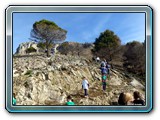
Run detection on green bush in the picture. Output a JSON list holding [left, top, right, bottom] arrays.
[[24, 70, 33, 75], [26, 47, 37, 53]]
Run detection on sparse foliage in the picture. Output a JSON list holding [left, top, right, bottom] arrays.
[[123, 41, 145, 77], [58, 42, 93, 60]]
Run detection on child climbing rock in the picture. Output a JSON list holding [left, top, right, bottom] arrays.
[[82, 77, 89, 97]]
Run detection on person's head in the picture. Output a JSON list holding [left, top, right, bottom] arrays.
[[133, 91, 141, 100], [118, 92, 126, 105], [82, 76, 86, 80], [125, 93, 134, 104], [118, 92, 133, 105], [67, 95, 72, 101]]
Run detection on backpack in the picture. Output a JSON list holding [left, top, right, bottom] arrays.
[[102, 75, 107, 82], [102, 75, 107, 80]]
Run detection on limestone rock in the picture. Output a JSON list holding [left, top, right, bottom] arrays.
[[13, 53, 145, 105]]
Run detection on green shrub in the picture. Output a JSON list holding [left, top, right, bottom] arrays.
[[25, 70, 33, 75], [26, 47, 37, 53]]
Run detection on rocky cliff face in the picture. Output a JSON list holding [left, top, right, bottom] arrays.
[[13, 53, 145, 105]]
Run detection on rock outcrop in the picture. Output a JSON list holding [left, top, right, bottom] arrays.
[[15, 42, 39, 55], [13, 54, 145, 105], [15, 41, 60, 55]]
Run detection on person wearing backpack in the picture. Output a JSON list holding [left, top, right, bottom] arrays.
[[66, 95, 75, 105], [82, 77, 89, 97], [106, 63, 111, 75]]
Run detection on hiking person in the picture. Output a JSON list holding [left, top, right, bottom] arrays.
[[106, 63, 111, 75], [96, 57, 100, 62], [13, 93, 17, 105], [102, 74, 107, 91], [82, 77, 89, 97], [133, 91, 145, 105], [66, 95, 75, 105]]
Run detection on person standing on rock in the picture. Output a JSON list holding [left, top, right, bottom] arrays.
[[106, 63, 111, 74], [82, 77, 89, 97], [66, 95, 75, 105], [102, 74, 107, 91], [96, 57, 100, 62]]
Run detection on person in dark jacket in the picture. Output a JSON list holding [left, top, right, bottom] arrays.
[[133, 91, 145, 105]]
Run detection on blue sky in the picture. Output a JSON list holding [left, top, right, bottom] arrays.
[[13, 13, 145, 53]]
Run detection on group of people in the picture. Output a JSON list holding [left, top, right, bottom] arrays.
[[13, 57, 144, 106], [65, 59, 111, 105], [118, 91, 145, 105], [100, 59, 111, 91], [66, 59, 145, 106]]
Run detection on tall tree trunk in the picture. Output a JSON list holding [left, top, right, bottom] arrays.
[[46, 41, 50, 57], [47, 48, 50, 57]]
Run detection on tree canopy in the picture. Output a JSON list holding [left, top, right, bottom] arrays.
[[93, 29, 121, 61], [94, 30, 121, 51], [123, 41, 145, 77], [30, 19, 67, 57]]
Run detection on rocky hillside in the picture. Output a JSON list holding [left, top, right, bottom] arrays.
[[13, 53, 145, 105]]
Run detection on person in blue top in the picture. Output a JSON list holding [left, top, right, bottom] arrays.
[[66, 95, 75, 105], [13, 93, 17, 105], [100, 66, 108, 75]]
